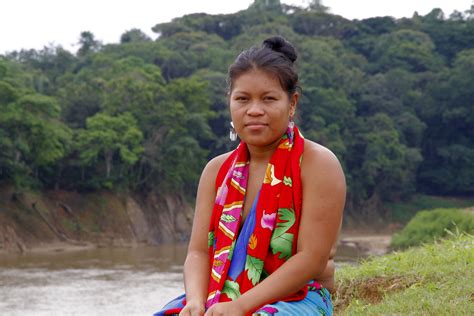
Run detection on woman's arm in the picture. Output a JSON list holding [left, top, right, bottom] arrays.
[[206, 142, 346, 315], [181, 153, 231, 314]]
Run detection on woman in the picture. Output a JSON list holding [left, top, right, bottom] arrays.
[[155, 36, 345, 316]]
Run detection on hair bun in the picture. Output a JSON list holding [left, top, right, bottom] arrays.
[[262, 36, 297, 63]]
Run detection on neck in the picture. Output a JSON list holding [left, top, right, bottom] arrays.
[[246, 137, 281, 164]]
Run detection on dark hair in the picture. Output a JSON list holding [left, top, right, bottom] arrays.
[[227, 36, 299, 97]]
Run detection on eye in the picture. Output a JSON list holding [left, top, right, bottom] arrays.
[[234, 96, 248, 102], [263, 96, 277, 102]]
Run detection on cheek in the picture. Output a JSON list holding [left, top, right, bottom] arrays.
[[229, 106, 244, 129], [229, 103, 245, 115], [272, 106, 291, 121]]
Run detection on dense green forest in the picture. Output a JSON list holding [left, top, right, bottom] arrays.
[[1, 0, 473, 219]]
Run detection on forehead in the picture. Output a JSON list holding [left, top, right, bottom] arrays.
[[231, 69, 284, 93]]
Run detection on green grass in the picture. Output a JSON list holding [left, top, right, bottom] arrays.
[[385, 194, 474, 223], [390, 208, 474, 249], [334, 234, 474, 315]]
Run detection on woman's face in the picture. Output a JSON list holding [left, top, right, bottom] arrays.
[[229, 69, 297, 148]]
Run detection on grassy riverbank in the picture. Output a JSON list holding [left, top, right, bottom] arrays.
[[385, 194, 474, 223], [334, 234, 473, 314], [391, 207, 474, 249]]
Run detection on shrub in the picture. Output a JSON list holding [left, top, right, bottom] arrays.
[[390, 207, 474, 249]]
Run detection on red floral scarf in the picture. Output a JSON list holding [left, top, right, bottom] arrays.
[[206, 126, 314, 309]]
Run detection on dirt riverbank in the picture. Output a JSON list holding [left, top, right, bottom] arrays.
[[0, 186, 394, 257], [0, 187, 194, 254]]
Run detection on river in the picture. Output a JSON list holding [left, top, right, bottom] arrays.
[[0, 240, 378, 315]]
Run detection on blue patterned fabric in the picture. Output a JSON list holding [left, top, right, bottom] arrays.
[[153, 294, 185, 315], [153, 288, 332, 316], [228, 191, 259, 280], [253, 287, 332, 315]]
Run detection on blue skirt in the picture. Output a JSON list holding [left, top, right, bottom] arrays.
[[254, 288, 333, 315], [154, 287, 332, 315]]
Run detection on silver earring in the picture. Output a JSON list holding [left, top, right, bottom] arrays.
[[229, 122, 238, 141]]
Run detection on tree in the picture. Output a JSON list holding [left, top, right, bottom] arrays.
[[77, 31, 101, 57], [298, 37, 365, 92], [418, 49, 474, 194], [290, 11, 356, 38], [137, 75, 214, 193], [424, 8, 445, 21], [345, 114, 421, 217], [249, 0, 282, 12], [371, 29, 443, 73], [120, 29, 152, 43], [0, 92, 71, 187], [76, 112, 143, 183], [418, 13, 474, 62], [1, 4, 473, 219], [299, 87, 355, 162], [305, 0, 329, 13]]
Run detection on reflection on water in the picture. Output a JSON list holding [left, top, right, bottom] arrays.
[[0, 245, 187, 315], [0, 243, 365, 315]]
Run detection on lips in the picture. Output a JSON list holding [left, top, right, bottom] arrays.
[[245, 122, 267, 127], [245, 122, 268, 131]]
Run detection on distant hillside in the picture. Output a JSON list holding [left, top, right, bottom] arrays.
[[1, 0, 473, 220]]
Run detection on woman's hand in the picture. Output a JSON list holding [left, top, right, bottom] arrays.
[[204, 301, 246, 316], [179, 300, 205, 316]]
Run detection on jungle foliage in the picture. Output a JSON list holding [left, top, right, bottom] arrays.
[[1, 1, 473, 218]]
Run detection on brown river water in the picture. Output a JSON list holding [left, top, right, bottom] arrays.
[[0, 240, 379, 315]]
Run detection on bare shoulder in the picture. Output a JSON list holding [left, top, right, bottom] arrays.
[[201, 151, 233, 180], [301, 139, 346, 189]]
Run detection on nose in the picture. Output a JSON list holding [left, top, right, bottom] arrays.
[[246, 101, 264, 116]]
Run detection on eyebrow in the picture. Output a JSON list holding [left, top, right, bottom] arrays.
[[232, 90, 281, 95]]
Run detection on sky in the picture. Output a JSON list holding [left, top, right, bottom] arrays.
[[0, 0, 472, 54]]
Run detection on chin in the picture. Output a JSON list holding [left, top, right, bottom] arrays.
[[242, 135, 280, 148]]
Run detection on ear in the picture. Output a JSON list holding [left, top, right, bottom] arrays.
[[289, 92, 299, 117]]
